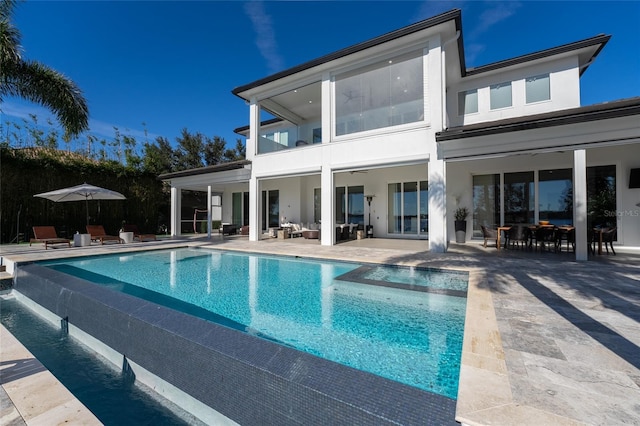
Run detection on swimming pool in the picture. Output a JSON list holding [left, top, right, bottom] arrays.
[[40, 248, 468, 399], [0, 296, 202, 425]]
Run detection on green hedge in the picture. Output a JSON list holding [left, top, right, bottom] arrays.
[[1, 147, 168, 243]]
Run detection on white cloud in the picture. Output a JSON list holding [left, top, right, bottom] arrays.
[[414, 0, 467, 24], [470, 1, 522, 38], [243, 0, 284, 74]]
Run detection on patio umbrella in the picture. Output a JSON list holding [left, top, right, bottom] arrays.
[[34, 183, 126, 227]]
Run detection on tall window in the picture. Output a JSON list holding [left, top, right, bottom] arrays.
[[314, 188, 321, 223], [335, 50, 424, 136], [388, 181, 428, 236], [587, 165, 616, 227], [473, 174, 500, 237], [490, 82, 512, 109], [526, 74, 550, 103], [539, 169, 572, 225], [335, 186, 364, 224], [504, 171, 534, 224], [261, 190, 279, 230], [458, 89, 478, 115]]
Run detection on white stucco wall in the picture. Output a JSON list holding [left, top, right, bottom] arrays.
[[447, 56, 580, 127]]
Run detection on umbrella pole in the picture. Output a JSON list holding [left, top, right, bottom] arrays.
[[85, 197, 89, 229]]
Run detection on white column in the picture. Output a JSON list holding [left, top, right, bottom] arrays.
[[249, 176, 259, 241], [320, 166, 333, 246], [170, 186, 181, 236], [207, 185, 212, 239], [573, 149, 588, 261], [247, 99, 258, 158], [429, 159, 447, 252]]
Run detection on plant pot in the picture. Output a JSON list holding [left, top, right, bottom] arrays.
[[454, 220, 467, 243]]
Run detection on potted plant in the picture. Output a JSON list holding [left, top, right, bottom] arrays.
[[454, 207, 469, 243]]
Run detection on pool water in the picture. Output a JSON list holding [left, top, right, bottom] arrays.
[[0, 297, 201, 425], [42, 248, 468, 399]]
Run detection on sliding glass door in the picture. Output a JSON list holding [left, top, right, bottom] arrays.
[[388, 181, 428, 236], [261, 190, 279, 231], [472, 165, 616, 235]]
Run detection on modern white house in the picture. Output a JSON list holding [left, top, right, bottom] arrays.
[[160, 9, 640, 261]]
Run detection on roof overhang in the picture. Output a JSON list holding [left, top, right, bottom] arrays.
[[158, 160, 252, 192], [463, 34, 610, 79], [436, 97, 640, 161], [232, 9, 463, 101]]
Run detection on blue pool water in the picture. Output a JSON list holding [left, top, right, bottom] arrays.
[[42, 248, 468, 398], [0, 297, 199, 425]]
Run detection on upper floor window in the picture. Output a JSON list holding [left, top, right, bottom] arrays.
[[458, 89, 478, 115], [335, 50, 424, 136], [526, 74, 550, 103], [490, 82, 512, 110]]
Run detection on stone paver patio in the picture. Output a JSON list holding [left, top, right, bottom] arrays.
[[1, 236, 639, 425]]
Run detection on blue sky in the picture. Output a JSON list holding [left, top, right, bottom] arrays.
[[3, 1, 639, 150]]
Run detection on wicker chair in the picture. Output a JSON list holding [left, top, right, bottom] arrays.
[[480, 225, 498, 248], [507, 225, 530, 250], [535, 226, 557, 252], [601, 227, 617, 255]]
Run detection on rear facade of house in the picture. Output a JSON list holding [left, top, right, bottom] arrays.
[[161, 9, 640, 260]]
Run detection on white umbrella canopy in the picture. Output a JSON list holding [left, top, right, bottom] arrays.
[[34, 183, 126, 227]]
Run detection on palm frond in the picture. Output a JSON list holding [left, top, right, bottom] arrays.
[[5, 60, 89, 136]]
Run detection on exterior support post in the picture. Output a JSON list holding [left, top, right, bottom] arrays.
[[573, 149, 588, 261], [207, 185, 212, 239], [428, 159, 447, 252], [249, 176, 259, 242], [170, 186, 181, 236], [320, 166, 333, 246]]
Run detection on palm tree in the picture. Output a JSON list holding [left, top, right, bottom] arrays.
[[0, 0, 88, 137]]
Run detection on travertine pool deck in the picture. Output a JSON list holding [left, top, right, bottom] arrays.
[[1, 236, 639, 425]]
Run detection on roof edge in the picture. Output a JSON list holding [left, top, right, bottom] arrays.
[[232, 9, 461, 97], [464, 34, 611, 77], [158, 159, 251, 180], [436, 97, 640, 142]]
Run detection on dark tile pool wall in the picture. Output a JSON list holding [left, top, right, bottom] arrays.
[[15, 263, 458, 426]]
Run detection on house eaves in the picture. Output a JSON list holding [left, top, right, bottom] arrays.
[[463, 34, 610, 78], [232, 9, 463, 98], [436, 97, 640, 142], [158, 160, 251, 180]]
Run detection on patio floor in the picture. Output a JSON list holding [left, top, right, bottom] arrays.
[[1, 235, 639, 425]]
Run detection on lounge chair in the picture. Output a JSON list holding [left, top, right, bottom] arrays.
[[30, 226, 71, 250], [86, 225, 123, 245], [122, 224, 156, 242]]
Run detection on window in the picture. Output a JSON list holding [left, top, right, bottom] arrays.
[[387, 181, 428, 236], [538, 169, 572, 225], [526, 74, 550, 103], [504, 171, 534, 224], [587, 165, 616, 227], [472, 174, 500, 237], [313, 188, 321, 223], [261, 190, 279, 230], [335, 186, 364, 225], [490, 82, 512, 110], [335, 50, 424, 136], [458, 90, 478, 115]]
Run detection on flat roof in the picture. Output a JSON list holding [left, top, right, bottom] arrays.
[[158, 159, 251, 180]]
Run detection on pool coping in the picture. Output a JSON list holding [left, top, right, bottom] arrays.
[[0, 321, 101, 425]]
